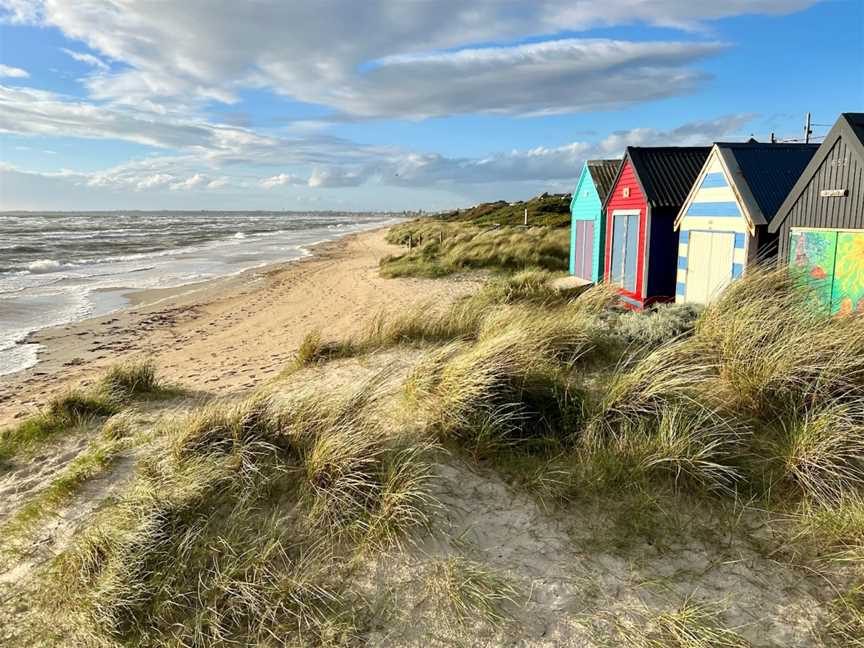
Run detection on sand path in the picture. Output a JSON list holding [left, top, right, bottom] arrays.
[[0, 229, 475, 426]]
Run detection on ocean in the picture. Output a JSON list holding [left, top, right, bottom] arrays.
[[0, 211, 399, 376]]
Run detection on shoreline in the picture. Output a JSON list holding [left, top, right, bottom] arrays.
[[2, 227, 375, 377], [0, 228, 475, 426]]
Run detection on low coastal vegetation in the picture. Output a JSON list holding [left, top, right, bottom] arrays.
[[2, 214, 863, 646], [0, 360, 174, 465], [380, 194, 571, 278]]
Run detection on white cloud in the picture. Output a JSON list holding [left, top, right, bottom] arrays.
[[0, 1, 819, 118], [0, 113, 755, 207], [61, 48, 109, 70], [0, 63, 28, 78], [259, 173, 305, 188], [305, 113, 755, 188], [342, 39, 725, 118], [170, 173, 208, 190]]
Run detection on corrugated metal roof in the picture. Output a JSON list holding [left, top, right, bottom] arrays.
[[722, 142, 819, 223], [586, 159, 620, 203], [627, 147, 710, 208]]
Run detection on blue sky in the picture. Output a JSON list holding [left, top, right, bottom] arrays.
[[0, 0, 861, 211]]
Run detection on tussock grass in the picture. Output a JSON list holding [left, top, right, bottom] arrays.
[[290, 330, 358, 370], [614, 598, 750, 647], [692, 267, 864, 416], [591, 343, 712, 429], [582, 405, 742, 495], [100, 360, 163, 399], [768, 399, 864, 504], [0, 360, 173, 464], [405, 328, 581, 455], [47, 375, 438, 645], [0, 389, 119, 463], [824, 583, 864, 647], [787, 496, 864, 563], [425, 557, 518, 626], [362, 298, 486, 348]]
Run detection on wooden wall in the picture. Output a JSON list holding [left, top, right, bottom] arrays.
[[604, 160, 647, 309], [569, 163, 605, 283], [777, 136, 864, 261], [675, 153, 750, 304]]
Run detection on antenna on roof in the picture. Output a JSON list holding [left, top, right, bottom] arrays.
[[804, 112, 813, 144]]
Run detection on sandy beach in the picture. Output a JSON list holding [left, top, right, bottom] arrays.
[[0, 228, 474, 427]]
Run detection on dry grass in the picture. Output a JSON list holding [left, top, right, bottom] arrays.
[[692, 267, 864, 416], [381, 222, 569, 278], [8, 244, 864, 645], [41, 375, 439, 646], [614, 598, 751, 647], [0, 360, 173, 465], [424, 557, 518, 626], [768, 399, 864, 504]]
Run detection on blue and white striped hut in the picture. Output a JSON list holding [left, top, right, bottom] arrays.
[[673, 141, 818, 304]]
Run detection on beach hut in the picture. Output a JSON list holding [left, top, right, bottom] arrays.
[[602, 146, 710, 310], [569, 159, 620, 283], [673, 141, 818, 304], [769, 113, 864, 314]]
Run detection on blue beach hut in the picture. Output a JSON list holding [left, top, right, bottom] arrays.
[[569, 159, 620, 283]]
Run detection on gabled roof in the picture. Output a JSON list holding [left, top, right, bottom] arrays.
[[770, 113, 864, 233], [586, 159, 621, 203], [717, 142, 818, 226], [604, 147, 711, 210]]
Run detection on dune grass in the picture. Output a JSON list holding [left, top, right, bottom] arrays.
[[43, 376, 438, 646], [8, 241, 864, 644], [0, 360, 173, 465], [425, 557, 518, 626], [381, 221, 570, 278], [614, 598, 751, 648], [4, 432, 129, 535]]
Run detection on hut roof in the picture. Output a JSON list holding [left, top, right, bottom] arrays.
[[585, 159, 621, 204], [716, 142, 819, 226], [621, 147, 711, 209]]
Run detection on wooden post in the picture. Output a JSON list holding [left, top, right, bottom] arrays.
[[408, 234, 413, 250], [804, 112, 812, 144]]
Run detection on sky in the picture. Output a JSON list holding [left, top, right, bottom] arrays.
[[0, 0, 861, 212]]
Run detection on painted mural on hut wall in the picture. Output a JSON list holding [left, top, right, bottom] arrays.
[[790, 229, 864, 314]]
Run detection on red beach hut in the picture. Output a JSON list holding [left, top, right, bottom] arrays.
[[602, 146, 710, 310]]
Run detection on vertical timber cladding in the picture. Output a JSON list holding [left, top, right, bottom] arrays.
[[569, 163, 597, 279], [569, 160, 619, 283], [771, 114, 864, 315], [675, 153, 748, 304], [604, 159, 647, 308], [779, 125, 864, 261]]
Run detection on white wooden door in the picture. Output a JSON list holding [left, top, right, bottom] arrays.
[[707, 232, 735, 301], [685, 231, 735, 304]]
